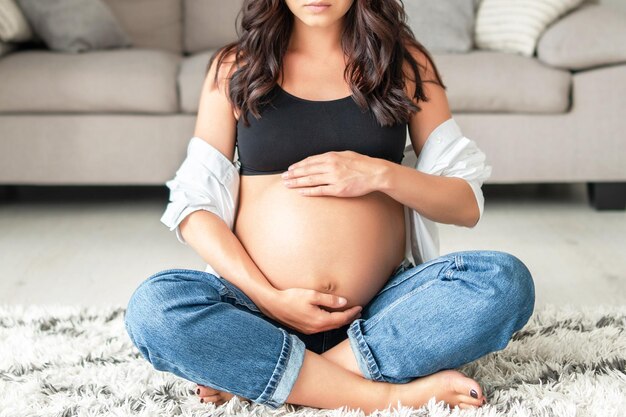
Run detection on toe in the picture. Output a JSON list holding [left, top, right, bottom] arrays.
[[220, 391, 236, 400], [457, 394, 484, 407], [200, 394, 222, 404], [456, 378, 484, 400], [197, 385, 220, 397]]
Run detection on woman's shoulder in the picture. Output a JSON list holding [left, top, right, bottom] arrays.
[[401, 43, 442, 97], [208, 47, 240, 94]]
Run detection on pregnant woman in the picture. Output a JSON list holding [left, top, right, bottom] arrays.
[[124, 0, 535, 413]]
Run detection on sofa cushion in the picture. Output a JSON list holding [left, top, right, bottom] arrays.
[[180, 49, 572, 115], [404, 0, 476, 53], [15, 0, 132, 53], [0, 48, 181, 113], [432, 51, 572, 113], [0, 0, 33, 42], [179, 49, 216, 113], [475, 0, 586, 57], [537, 4, 626, 70], [104, 0, 183, 54], [184, 0, 243, 55]]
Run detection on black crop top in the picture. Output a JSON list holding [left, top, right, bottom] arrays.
[[236, 84, 407, 175]]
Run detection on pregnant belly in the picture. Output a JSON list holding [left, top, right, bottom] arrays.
[[233, 173, 407, 310]]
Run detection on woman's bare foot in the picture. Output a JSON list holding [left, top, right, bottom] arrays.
[[196, 369, 488, 411], [196, 384, 245, 406], [387, 369, 488, 411]]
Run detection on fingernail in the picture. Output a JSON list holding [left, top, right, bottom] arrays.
[[470, 389, 478, 398], [197, 388, 200, 395], [338, 297, 347, 305]]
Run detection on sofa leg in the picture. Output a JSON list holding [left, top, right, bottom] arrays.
[[586, 182, 626, 210], [0, 185, 19, 202]]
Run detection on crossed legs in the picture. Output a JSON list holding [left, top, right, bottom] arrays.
[[197, 250, 534, 412], [198, 338, 487, 412]]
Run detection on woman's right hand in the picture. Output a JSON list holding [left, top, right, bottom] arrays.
[[258, 287, 363, 334]]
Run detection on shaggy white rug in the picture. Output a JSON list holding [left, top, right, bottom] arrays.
[[0, 303, 624, 417]]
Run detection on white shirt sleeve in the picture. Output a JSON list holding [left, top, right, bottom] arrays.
[[415, 117, 493, 224], [405, 117, 493, 266], [159, 136, 240, 245]]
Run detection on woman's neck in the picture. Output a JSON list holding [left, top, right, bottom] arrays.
[[287, 15, 344, 59]]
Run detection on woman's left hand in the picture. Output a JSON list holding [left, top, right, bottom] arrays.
[[280, 151, 387, 197]]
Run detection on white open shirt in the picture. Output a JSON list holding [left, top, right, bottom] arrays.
[[160, 117, 493, 277]]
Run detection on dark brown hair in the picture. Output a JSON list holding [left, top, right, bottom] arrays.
[[207, 0, 446, 128]]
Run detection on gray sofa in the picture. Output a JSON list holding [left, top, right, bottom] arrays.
[[0, 0, 625, 210]]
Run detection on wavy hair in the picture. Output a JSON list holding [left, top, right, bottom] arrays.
[[207, 0, 446, 128]]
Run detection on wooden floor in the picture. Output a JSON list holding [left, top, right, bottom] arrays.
[[0, 183, 624, 308]]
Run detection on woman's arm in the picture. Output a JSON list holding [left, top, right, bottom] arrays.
[[166, 49, 278, 308], [282, 47, 488, 228], [376, 162, 480, 227], [179, 210, 278, 308], [373, 48, 482, 228]]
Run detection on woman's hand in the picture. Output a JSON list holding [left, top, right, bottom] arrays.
[[280, 151, 388, 197], [194, 291, 362, 405], [259, 287, 363, 334]]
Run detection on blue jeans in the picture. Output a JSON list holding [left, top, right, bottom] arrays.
[[124, 249, 535, 410]]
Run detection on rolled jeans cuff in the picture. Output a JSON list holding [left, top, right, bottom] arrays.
[[347, 319, 385, 382], [255, 329, 306, 409]]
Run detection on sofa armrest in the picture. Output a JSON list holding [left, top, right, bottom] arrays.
[[537, 3, 626, 71]]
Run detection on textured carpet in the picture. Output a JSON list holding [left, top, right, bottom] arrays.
[[0, 303, 624, 417]]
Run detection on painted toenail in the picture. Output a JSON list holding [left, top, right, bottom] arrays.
[[483, 398, 487, 404], [200, 398, 204, 403], [197, 388, 200, 395], [470, 389, 478, 398]]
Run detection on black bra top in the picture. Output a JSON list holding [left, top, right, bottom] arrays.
[[236, 84, 407, 175]]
